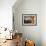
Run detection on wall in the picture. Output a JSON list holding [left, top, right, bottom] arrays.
[[0, 0, 16, 30], [41, 0, 46, 46], [13, 0, 41, 46]]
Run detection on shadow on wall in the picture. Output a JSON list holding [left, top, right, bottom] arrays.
[[12, 0, 23, 10]]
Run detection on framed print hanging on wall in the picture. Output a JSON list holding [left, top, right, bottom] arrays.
[[22, 14, 37, 26]]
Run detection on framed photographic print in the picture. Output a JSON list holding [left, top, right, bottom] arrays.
[[22, 14, 37, 26]]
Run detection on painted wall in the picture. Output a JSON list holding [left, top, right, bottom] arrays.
[[0, 0, 16, 29], [13, 0, 41, 46], [41, 0, 46, 46]]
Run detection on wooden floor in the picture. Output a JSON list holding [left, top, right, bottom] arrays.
[[0, 33, 23, 46], [0, 38, 23, 46], [0, 39, 17, 46]]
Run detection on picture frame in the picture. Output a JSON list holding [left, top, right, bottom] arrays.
[[22, 14, 37, 26]]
